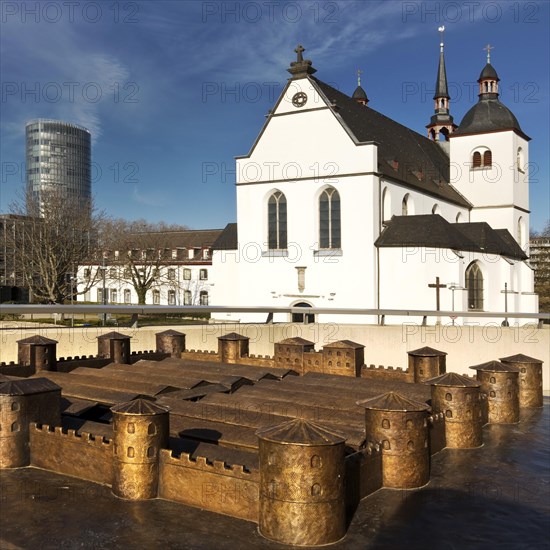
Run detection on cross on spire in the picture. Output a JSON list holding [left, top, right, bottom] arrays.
[[438, 25, 445, 52], [357, 68, 363, 86], [483, 43, 494, 63], [428, 277, 447, 312], [295, 44, 305, 63]]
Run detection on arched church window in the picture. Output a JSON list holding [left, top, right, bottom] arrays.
[[472, 148, 492, 169], [382, 187, 391, 223], [432, 204, 441, 215], [483, 150, 492, 167], [319, 188, 341, 248], [456, 212, 463, 223], [466, 262, 484, 311], [268, 191, 287, 249], [199, 291, 209, 306], [472, 151, 482, 168], [401, 194, 414, 215]]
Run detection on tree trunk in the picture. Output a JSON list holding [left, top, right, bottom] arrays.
[[136, 288, 147, 305]]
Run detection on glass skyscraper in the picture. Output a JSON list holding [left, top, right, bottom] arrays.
[[25, 119, 91, 213]]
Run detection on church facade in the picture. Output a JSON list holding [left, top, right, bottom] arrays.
[[211, 41, 538, 326]]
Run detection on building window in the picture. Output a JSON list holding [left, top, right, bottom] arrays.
[[402, 194, 410, 215], [124, 289, 131, 304], [199, 269, 208, 280], [110, 289, 117, 303], [184, 290, 192, 305], [517, 217, 525, 248], [153, 289, 160, 305], [199, 291, 208, 305], [472, 148, 492, 169], [97, 289, 103, 303], [123, 267, 132, 278], [168, 290, 176, 305], [432, 204, 440, 215], [202, 249, 209, 259], [456, 212, 463, 223], [183, 268, 191, 280], [466, 262, 484, 311], [168, 268, 176, 280], [268, 191, 287, 249], [319, 187, 340, 248], [109, 267, 117, 278], [84, 269, 91, 280], [172, 249, 177, 259]]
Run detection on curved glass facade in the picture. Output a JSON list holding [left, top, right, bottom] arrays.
[[26, 119, 91, 212]]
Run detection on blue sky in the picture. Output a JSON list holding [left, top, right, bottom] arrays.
[[1, 0, 549, 231]]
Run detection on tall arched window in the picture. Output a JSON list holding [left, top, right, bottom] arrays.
[[466, 262, 484, 311], [456, 212, 463, 223], [268, 191, 287, 249], [472, 151, 482, 168], [483, 150, 492, 167], [382, 187, 391, 223], [432, 204, 441, 215], [199, 291, 209, 306], [402, 194, 411, 215], [319, 188, 341, 248], [516, 148, 524, 172]]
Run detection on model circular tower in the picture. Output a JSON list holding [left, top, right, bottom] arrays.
[[407, 346, 447, 383], [97, 331, 132, 364], [469, 360, 520, 424], [156, 329, 186, 357], [256, 418, 346, 547], [111, 398, 169, 500], [499, 353, 543, 408], [358, 392, 430, 489], [425, 372, 483, 448]]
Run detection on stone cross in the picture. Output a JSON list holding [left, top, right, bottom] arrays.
[[428, 277, 447, 312], [295, 44, 305, 63]]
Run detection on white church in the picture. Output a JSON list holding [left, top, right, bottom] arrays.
[[210, 39, 538, 326]]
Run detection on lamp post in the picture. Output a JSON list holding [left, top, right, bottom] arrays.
[[102, 256, 107, 326]]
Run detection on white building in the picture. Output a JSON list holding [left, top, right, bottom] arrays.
[[77, 229, 222, 306], [210, 42, 538, 325]]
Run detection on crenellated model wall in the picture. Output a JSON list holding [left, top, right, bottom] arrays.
[[30, 424, 114, 485], [158, 450, 260, 522]]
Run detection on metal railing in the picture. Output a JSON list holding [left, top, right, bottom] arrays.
[[0, 304, 548, 321]]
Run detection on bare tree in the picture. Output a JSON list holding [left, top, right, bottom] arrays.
[[98, 218, 189, 305], [7, 188, 103, 303]]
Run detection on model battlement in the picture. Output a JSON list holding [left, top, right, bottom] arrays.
[[161, 449, 257, 477], [31, 423, 112, 447]]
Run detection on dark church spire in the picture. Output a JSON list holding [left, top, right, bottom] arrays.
[[352, 69, 369, 106], [426, 26, 456, 143]]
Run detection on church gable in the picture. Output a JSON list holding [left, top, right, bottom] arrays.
[[236, 77, 377, 185]]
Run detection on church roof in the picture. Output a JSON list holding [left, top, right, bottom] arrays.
[[434, 49, 450, 99], [212, 223, 238, 250], [479, 62, 499, 81], [453, 99, 528, 139], [375, 215, 527, 261], [352, 85, 368, 100], [312, 78, 471, 208]]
